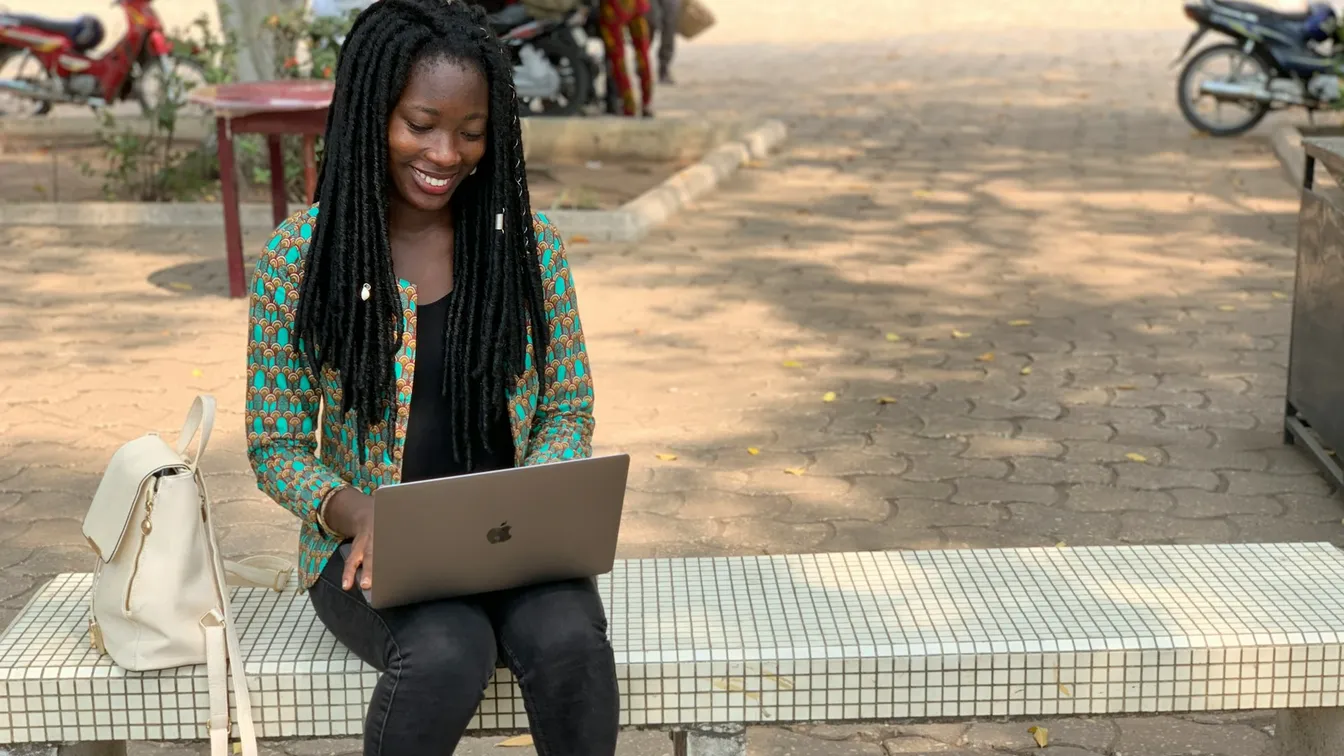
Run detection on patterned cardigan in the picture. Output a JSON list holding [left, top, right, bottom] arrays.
[[245, 205, 594, 588]]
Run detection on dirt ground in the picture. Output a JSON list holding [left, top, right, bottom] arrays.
[[0, 140, 684, 208]]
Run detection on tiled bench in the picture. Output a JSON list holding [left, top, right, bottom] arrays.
[[3, 543, 1344, 755]]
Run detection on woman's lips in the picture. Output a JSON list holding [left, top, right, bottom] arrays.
[[411, 166, 455, 195]]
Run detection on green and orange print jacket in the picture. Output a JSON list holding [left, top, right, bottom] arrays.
[[245, 205, 594, 589]]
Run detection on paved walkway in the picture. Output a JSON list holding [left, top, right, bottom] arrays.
[[1, 1, 1338, 754]]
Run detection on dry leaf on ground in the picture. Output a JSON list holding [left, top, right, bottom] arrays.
[[498, 734, 534, 747], [1125, 452, 1148, 463], [747, 447, 760, 456], [782, 360, 803, 368], [822, 391, 837, 402], [191, 369, 204, 378], [1217, 304, 1236, 312], [877, 396, 897, 405], [784, 467, 806, 476], [885, 332, 901, 342], [951, 330, 971, 339], [655, 453, 678, 462], [568, 235, 590, 244], [976, 352, 995, 362], [1008, 319, 1032, 326], [1029, 726, 1048, 747], [1020, 366, 1033, 375], [168, 282, 193, 291]]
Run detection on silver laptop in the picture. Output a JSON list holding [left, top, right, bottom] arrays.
[[354, 453, 630, 609]]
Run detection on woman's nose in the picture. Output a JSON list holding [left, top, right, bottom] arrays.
[[424, 135, 464, 170]]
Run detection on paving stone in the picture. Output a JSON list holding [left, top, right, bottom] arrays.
[[850, 476, 957, 502], [1060, 442, 1161, 465], [963, 437, 1066, 459], [1117, 512, 1235, 544], [1228, 515, 1344, 544], [1161, 447, 1269, 472], [824, 519, 947, 551], [1277, 492, 1344, 522], [904, 456, 1011, 482], [676, 490, 794, 520], [892, 498, 1004, 529], [1167, 490, 1281, 519], [1017, 420, 1114, 443], [1005, 503, 1120, 544], [880, 736, 978, 753], [1112, 463, 1221, 492], [751, 727, 885, 755], [808, 449, 911, 477], [953, 479, 1059, 506], [1114, 716, 1271, 756], [1008, 458, 1112, 486], [962, 721, 1039, 749], [1031, 718, 1116, 751], [1064, 485, 1171, 513], [1223, 470, 1335, 497]]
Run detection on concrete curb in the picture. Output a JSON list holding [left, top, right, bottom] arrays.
[[1270, 123, 1307, 192], [0, 119, 788, 243], [0, 114, 754, 162]]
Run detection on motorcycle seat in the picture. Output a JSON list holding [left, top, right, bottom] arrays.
[[487, 3, 531, 33], [1, 13, 105, 51], [1211, 0, 1310, 22]]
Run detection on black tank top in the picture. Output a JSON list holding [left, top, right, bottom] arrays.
[[400, 293, 516, 483]]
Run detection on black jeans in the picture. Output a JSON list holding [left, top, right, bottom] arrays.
[[308, 548, 619, 755]]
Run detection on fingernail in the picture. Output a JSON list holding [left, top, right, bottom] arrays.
[[362, 580, 371, 588]]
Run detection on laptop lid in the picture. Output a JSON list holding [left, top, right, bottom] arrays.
[[366, 453, 630, 609]]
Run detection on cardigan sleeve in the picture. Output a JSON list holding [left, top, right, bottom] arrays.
[[244, 209, 347, 524], [523, 215, 596, 466]]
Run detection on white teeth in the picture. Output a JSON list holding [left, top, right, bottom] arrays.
[[415, 168, 449, 188]]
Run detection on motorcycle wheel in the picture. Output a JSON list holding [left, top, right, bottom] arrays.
[[0, 49, 54, 117], [1177, 43, 1272, 138], [521, 34, 593, 117]]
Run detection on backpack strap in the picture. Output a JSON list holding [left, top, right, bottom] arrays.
[[199, 467, 262, 756]]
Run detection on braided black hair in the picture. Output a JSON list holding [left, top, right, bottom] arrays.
[[294, 0, 549, 466]]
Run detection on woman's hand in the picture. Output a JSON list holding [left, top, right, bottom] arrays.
[[326, 488, 375, 592]]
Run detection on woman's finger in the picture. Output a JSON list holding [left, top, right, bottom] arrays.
[[342, 545, 363, 591], [360, 535, 374, 589]]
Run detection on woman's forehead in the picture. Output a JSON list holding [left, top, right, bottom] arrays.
[[401, 56, 489, 105]]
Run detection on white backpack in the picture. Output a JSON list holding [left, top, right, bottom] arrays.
[[81, 395, 295, 756]]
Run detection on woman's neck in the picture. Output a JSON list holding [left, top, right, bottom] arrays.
[[388, 195, 454, 238]]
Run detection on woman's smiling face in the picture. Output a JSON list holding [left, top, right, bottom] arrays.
[[386, 56, 490, 213]]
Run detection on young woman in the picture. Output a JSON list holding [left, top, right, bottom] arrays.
[[244, 1, 617, 753]]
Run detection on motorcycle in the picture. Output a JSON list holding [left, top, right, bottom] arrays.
[[0, 0, 204, 117], [488, 1, 600, 116], [1175, 0, 1344, 136]]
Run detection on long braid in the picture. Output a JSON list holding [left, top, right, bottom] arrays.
[[294, 0, 551, 468]]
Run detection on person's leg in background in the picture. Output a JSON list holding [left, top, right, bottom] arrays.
[[654, 0, 680, 83], [599, 0, 638, 115], [628, 8, 655, 116]]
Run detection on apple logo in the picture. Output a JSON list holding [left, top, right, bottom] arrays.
[[486, 522, 512, 544]]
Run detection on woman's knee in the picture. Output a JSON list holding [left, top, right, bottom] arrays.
[[497, 582, 612, 673], [386, 602, 498, 699], [393, 631, 496, 690]]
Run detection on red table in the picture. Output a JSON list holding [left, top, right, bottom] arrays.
[[189, 81, 335, 298]]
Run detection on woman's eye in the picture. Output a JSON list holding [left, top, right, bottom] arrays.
[[406, 121, 433, 133], [463, 132, 485, 141]]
